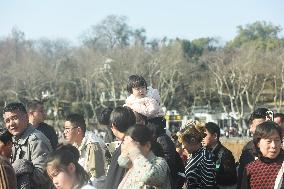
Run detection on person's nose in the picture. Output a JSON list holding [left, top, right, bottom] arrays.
[[63, 129, 69, 137], [271, 140, 277, 148], [7, 120, 15, 128], [52, 178, 58, 186]]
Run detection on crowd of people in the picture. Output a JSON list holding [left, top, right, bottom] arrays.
[[1, 75, 284, 189]]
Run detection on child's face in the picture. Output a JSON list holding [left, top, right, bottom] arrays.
[[132, 86, 147, 99], [47, 165, 75, 189], [257, 131, 282, 159], [0, 141, 12, 158]]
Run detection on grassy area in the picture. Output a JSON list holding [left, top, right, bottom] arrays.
[[220, 137, 251, 162]]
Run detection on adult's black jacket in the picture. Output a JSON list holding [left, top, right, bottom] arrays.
[[104, 146, 126, 189]]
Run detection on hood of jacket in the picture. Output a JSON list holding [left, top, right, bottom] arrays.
[[77, 131, 106, 152]]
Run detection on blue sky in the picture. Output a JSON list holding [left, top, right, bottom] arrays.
[[1, 0, 283, 44]]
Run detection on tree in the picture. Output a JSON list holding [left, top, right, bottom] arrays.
[[271, 47, 284, 112], [181, 37, 217, 62], [132, 28, 147, 46], [207, 45, 271, 130], [82, 15, 132, 50], [227, 21, 282, 49]]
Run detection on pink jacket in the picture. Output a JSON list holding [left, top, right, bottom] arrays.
[[125, 87, 164, 118]]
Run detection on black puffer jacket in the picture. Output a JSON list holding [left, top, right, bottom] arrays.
[[210, 142, 237, 186], [157, 133, 185, 189], [104, 146, 126, 189], [237, 140, 258, 189]]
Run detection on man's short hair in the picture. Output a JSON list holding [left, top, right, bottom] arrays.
[[3, 102, 27, 114], [205, 122, 220, 139], [109, 107, 136, 133], [99, 107, 113, 125], [65, 113, 86, 133], [248, 107, 269, 125], [26, 100, 43, 112]]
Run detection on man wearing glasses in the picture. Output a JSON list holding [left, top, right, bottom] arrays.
[[64, 113, 106, 188]]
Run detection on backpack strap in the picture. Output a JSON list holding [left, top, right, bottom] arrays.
[[274, 160, 284, 189]]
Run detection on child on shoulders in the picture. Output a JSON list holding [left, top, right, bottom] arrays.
[[125, 75, 165, 127]]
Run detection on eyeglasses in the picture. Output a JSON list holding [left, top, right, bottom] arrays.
[[64, 127, 78, 133]]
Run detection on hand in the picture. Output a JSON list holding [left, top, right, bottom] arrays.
[[120, 139, 129, 156], [12, 159, 34, 175], [121, 136, 141, 158]]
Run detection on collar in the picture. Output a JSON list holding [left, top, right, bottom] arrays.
[[259, 150, 284, 164], [73, 131, 98, 153], [75, 135, 87, 154], [210, 141, 222, 155], [146, 151, 155, 160], [13, 124, 35, 145], [191, 146, 203, 157]]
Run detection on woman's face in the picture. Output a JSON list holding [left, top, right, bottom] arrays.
[[123, 136, 151, 157], [47, 164, 76, 189], [139, 141, 151, 156], [257, 131, 282, 159]]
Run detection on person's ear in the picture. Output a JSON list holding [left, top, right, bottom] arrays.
[[213, 133, 218, 140], [23, 113, 29, 122], [77, 127, 82, 134], [146, 141, 151, 151], [67, 163, 76, 173], [28, 111, 33, 116]]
